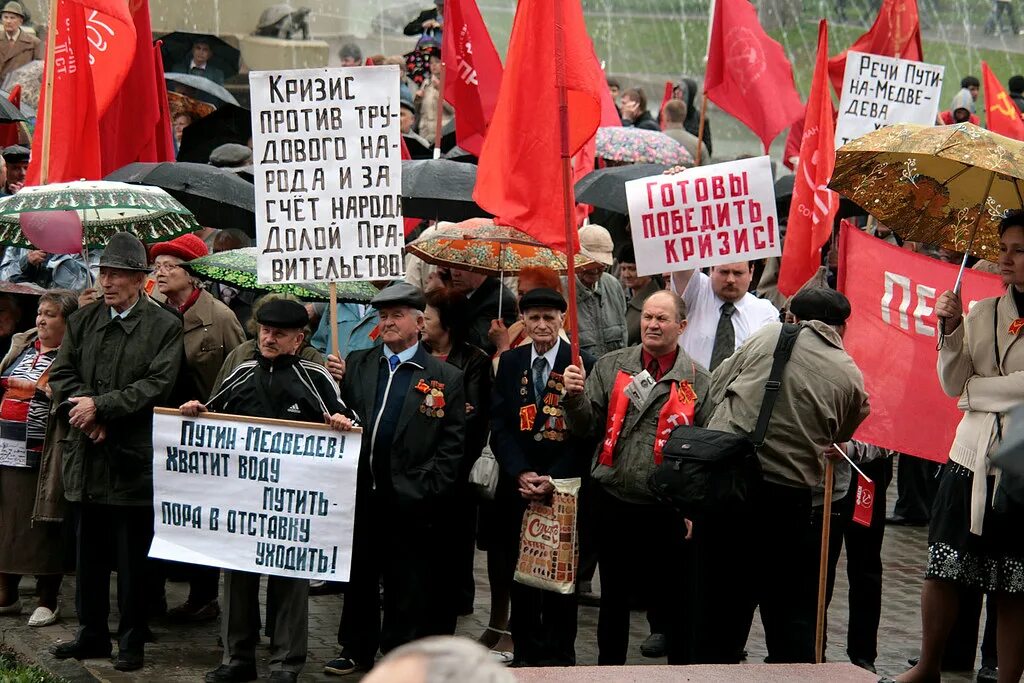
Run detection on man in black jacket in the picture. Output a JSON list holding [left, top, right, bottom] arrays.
[[326, 283, 466, 676], [490, 288, 595, 666], [449, 267, 517, 356], [182, 299, 355, 683]]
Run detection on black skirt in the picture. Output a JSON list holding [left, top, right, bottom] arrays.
[[926, 461, 1024, 593]]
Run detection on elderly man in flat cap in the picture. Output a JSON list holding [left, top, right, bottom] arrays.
[[47, 233, 184, 672], [0, 2, 41, 80], [698, 287, 870, 665], [1, 144, 29, 195], [180, 298, 355, 683], [325, 282, 466, 677]]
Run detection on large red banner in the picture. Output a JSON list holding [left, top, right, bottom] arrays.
[[837, 225, 1004, 462]]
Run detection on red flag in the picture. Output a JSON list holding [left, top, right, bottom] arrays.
[[983, 61, 1024, 141], [836, 224, 1004, 462], [778, 21, 837, 296], [98, 0, 161, 174], [828, 0, 922, 95], [704, 0, 803, 152], [26, 0, 101, 185], [400, 137, 420, 237], [147, 41, 176, 162], [0, 85, 22, 147], [78, 0, 137, 116], [658, 80, 673, 128], [442, 0, 503, 157], [851, 475, 875, 527], [473, 0, 603, 254]]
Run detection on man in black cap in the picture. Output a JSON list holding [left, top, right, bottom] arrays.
[[326, 282, 466, 676], [489, 288, 595, 666], [1, 144, 29, 195], [700, 287, 870, 664], [48, 233, 184, 671], [179, 298, 354, 683]]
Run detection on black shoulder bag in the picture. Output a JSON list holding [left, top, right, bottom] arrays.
[[648, 323, 803, 515]]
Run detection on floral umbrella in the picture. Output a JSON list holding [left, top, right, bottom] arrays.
[[405, 219, 597, 276], [595, 127, 694, 166], [830, 122, 1024, 262], [185, 247, 378, 303], [0, 180, 201, 249]]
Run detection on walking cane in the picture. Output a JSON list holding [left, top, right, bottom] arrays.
[[815, 457, 835, 664]]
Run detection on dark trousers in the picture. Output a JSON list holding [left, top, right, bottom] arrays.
[[337, 491, 440, 664], [497, 492, 578, 666], [594, 485, 688, 665], [74, 503, 154, 655], [893, 454, 939, 522]]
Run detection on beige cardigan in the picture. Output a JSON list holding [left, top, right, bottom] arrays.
[[938, 288, 1024, 534]]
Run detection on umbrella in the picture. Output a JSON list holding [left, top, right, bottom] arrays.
[[402, 133, 433, 160], [0, 281, 46, 296], [105, 162, 255, 235], [167, 91, 216, 122], [159, 32, 241, 80], [0, 95, 26, 124], [830, 123, 1024, 262], [575, 163, 668, 214], [402, 159, 491, 222], [165, 73, 239, 108], [443, 146, 478, 164], [177, 104, 252, 164], [0, 180, 201, 249], [185, 247, 378, 303], [405, 218, 596, 276], [1, 60, 41, 109], [595, 127, 694, 166]]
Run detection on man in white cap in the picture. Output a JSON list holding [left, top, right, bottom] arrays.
[[576, 224, 627, 358]]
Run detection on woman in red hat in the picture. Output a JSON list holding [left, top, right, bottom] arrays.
[[149, 232, 246, 623]]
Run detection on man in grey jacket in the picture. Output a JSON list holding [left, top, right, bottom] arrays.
[[576, 224, 627, 358], [563, 289, 710, 665]]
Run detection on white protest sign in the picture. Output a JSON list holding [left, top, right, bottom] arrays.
[[0, 431, 27, 467], [250, 66, 405, 284], [835, 51, 944, 148], [149, 408, 361, 581], [625, 156, 779, 276]]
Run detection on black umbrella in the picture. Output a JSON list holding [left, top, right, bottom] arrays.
[[0, 95, 26, 124], [443, 145, 478, 164], [403, 133, 433, 160], [105, 162, 255, 235], [439, 118, 457, 153], [774, 174, 864, 222], [574, 163, 668, 215], [165, 73, 239, 108], [402, 159, 491, 222], [177, 104, 252, 164], [159, 32, 241, 80]]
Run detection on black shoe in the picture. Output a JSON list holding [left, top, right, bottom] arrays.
[[167, 599, 220, 623], [851, 658, 877, 674], [113, 651, 144, 672], [204, 663, 258, 683], [640, 632, 666, 658], [309, 580, 344, 596], [978, 666, 998, 683], [324, 655, 366, 676], [269, 672, 298, 683], [50, 639, 112, 660], [885, 514, 928, 527]]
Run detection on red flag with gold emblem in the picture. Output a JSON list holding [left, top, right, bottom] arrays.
[[983, 61, 1024, 141], [828, 0, 923, 95]]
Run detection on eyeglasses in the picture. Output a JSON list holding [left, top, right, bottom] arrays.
[[152, 262, 183, 274]]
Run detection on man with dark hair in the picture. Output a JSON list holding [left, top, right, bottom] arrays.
[[961, 75, 981, 100], [338, 43, 362, 66], [172, 39, 225, 84], [1009, 74, 1024, 113], [620, 87, 659, 131]]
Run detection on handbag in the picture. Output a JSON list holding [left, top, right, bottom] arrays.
[[648, 323, 803, 515], [468, 446, 500, 500]]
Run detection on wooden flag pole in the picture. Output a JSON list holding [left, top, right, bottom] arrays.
[[815, 458, 835, 663], [554, 0, 580, 363], [328, 281, 341, 361], [40, 0, 58, 185], [433, 60, 446, 159], [695, 93, 708, 166]]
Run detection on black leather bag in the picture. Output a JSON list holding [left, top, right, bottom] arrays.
[[648, 323, 802, 515]]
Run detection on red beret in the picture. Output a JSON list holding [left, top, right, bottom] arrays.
[[149, 233, 209, 263]]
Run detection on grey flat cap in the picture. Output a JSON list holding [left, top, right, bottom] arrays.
[[208, 143, 253, 168], [370, 282, 426, 311]]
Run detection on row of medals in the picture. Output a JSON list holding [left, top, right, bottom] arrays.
[[421, 388, 444, 418], [523, 374, 566, 442]]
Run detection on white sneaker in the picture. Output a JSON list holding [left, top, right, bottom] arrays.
[[28, 605, 59, 627]]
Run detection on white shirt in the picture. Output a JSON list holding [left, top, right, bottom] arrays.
[[674, 271, 779, 370], [530, 338, 561, 386], [109, 297, 140, 320]]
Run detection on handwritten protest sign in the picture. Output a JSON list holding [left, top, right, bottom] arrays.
[[0, 431, 27, 467], [835, 51, 944, 148], [149, 408, 361, 581], [250, 66, 405, 285], [625, 156, 779, 276]]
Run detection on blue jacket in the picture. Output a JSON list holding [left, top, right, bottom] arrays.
[[311, 303, 380, 357]]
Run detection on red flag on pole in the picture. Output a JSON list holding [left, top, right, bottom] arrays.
[[441, 0, 503, 157], [704, 0, 804, 152], [828, 0, 922, 95], [778, 20, 838, 296], [147, 41, 176, 162], [0, 85, 22, 147], [98, 0, 162, 174], [473, 0, 603, 254], [26, 0, 101, 185], [78, 0, 137, 117], [982, 61, 1024, 141]]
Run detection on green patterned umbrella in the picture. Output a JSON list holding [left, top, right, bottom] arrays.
[[0, 180, 201, 249], [185, 247, 378, 303]]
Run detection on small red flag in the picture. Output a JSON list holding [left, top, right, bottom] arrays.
[[658, 80, 673, 128], [442, 0, 503, 157], [828, 0, 923, 95], [778, 20, 838, 296], [983, 61, 1024, 141], [473, 0, 604, 254], [25, 0, 102, 185], [98, 0, 162, 175], [704, 0, 804, 152], [0, 85, 21, 147], [852, 475, 875, 527]]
